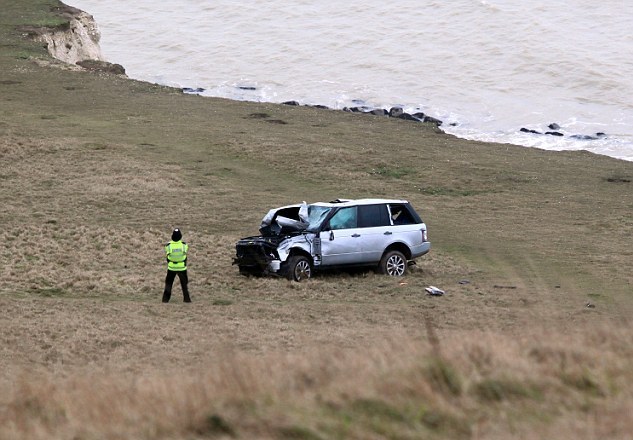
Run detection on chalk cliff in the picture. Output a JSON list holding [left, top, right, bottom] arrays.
[[35, 4, 104, 64]]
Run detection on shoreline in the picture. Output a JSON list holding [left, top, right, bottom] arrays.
[[49, 2, 631, 162]]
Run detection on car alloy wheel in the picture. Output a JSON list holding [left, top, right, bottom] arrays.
[[286, 255, 312, 281], [381, 250, 407, 276], [294, 260, 311, 281]]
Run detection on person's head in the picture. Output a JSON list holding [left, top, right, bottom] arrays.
[[171, 228, 182, 241]]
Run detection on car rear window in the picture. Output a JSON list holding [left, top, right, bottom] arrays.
[[389, 203, 421, 225]]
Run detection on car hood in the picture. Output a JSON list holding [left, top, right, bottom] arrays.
[[260, 201, 310, 234]]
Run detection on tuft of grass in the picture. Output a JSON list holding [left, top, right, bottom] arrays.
[[193, 413, 235, 437], [30, 287, 66, 297], [212, 299, 233, 306], [419, 407, 471, 437], [473, 378, 542, 402], [424, 358, 463, 396], [83, 142, 109, 150], [278, 425, 323, 440], [349, 398, 408, 423], [560, 371, 605, 397], [369, 166, 414, 179], [247, 112, 271, 119], [418, 186, 485, 196]]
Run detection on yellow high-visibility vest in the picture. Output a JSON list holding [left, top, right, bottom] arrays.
[[165, 240, 188, 271]]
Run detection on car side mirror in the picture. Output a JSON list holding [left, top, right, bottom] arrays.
[[329, 230, 335, 241]]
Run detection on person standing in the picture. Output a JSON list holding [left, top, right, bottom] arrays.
[[162, 228, 191, 303]]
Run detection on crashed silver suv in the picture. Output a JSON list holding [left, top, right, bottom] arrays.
[[233, 198, 430, 281]]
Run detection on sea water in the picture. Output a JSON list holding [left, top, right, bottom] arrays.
[[68, 0, 633, 161]]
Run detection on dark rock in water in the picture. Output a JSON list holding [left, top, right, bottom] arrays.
[[344, 106, 364, 113], [282, 100, 300, 106], [520, 128, 541, 134], [412, 112, 426, 120], [568, 133, 606, 140], [182, 87, 205, 94], [76, 59, 125, 75], [311, 104, 330, 109], [449, 122, 458, 126], [367, 108, 388, 116], [423, 115, 443, 126], [520, 127, 606, 140], [398, 112, 421, 121], [389, 107, 404, 118], [237, 86, 256, 90]]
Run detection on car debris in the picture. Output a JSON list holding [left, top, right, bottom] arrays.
[[425, 286, 445, 296]]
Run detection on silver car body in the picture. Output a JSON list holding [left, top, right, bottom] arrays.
[[235, 198, 430, 276]]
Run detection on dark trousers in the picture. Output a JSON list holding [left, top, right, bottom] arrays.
[[163, 269, 191, 303]]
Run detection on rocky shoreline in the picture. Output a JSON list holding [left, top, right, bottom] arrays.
[[40, 2, 609, 142]]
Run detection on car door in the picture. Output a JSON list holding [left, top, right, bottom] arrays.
[[356, 204, 393, 262], [320, 206, 363, 266]]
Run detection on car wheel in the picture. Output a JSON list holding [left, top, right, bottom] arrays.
[[285, 255, 312, 281], [379, 250, 407, 277]]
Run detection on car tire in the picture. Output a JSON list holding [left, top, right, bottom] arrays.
[[379, 250, 407, 277], [284, 255, 312, 281]]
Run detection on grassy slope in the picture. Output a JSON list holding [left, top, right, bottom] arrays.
[[1, 1, 632, 439]]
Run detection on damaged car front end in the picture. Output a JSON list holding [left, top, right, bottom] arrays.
[[233, 202, 329, 278]]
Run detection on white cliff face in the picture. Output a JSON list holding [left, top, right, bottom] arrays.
[[38, 10, 103, 64]]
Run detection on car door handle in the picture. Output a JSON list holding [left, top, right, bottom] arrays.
[[352, 234, 361, 238], [384, 231, 393, 235]]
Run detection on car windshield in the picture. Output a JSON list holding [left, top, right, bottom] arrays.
[[306, 205, 331, 232]]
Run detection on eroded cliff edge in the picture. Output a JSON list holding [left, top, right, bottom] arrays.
[[22, 3, 125, 74]]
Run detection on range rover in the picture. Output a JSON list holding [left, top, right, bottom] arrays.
[[233, 198, 430, 281]]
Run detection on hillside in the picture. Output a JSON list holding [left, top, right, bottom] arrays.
[[1, 1, 632, 439]]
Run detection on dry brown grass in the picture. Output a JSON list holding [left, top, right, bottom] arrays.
[[2, 1, 633, 438], [1, 325, 633, 439]]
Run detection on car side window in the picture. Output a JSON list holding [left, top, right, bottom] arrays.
[[328, 207, 357, 230], [358, 204, 390, 228], [389, 204, 417, 225]]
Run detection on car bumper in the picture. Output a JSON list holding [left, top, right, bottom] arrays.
[[267, 260, 281, 273], [410, 241, 431, 259]]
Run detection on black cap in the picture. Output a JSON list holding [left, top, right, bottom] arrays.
[[171, 228, 182, 241]]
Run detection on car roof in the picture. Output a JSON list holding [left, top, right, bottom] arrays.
[[311, 198, 409, 208]]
